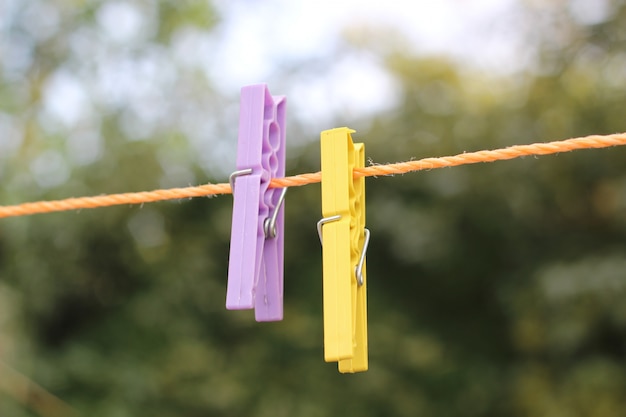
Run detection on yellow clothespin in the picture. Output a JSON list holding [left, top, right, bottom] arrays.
[[317, 127, 370, 373]]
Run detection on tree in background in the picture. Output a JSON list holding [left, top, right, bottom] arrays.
[[1, 1, 626, 416]]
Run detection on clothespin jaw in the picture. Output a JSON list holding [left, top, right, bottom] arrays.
[[319, 127, 369, 373], [226, 84, 287, 322]]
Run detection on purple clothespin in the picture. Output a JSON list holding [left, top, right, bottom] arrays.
[[226, 84, 287, 322]]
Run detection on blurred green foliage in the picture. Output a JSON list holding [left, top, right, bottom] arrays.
[[1, 1, 626, 416]]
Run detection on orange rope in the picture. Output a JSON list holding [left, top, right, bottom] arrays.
[[352, 133, 626, 177], [1, 132, 625, 219]]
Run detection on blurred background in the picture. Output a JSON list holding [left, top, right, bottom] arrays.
[[1, 0, 626, 416]]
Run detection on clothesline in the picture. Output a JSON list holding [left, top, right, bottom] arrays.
[[1, 132, 625, 219]]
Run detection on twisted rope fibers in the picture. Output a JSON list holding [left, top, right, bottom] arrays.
[[1, 132, 625, 219]]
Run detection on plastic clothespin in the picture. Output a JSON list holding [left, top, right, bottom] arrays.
[[226, 84, 287, 322], [317, 127, 370, 373]]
